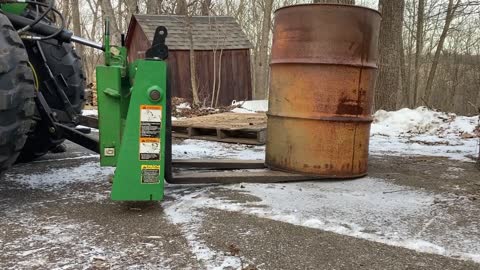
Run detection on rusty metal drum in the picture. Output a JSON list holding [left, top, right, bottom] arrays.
[[266, 4, 381, 178]]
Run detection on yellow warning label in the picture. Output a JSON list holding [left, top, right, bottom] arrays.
[[141, 165, 160, 184], [141, 165, 160, 170]]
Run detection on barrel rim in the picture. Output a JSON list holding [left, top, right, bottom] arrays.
[[274, 3, 381, 17], [270, 59, 378, 69]]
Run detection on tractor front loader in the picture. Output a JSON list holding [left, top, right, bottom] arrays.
[[0, 1, 91, 170], [0, 1, 317, 202]]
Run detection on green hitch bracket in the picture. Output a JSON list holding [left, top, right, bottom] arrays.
[[96, 59, 167, 201]]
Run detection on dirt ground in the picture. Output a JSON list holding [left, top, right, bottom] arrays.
[[0, 141, 479, 269]]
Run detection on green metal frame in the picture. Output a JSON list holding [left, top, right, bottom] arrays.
[[96, 20, 167, 201], [0, 3, 28, 15]]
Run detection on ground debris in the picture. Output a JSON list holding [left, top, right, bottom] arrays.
[[227, 243, 241, 256], [172, 97, 240, 118], [242, 264, 258, 270]]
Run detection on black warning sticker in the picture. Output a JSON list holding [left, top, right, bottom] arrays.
[[141, 122, 161, 138], [139, 138, 161, 161], [139, 105, 162, 161], [141, 165, 160, 184]]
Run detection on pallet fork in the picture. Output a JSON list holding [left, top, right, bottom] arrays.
[[31, 19, 318, 201]]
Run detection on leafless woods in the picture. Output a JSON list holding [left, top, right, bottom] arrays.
[[58, 0, 480, 114]]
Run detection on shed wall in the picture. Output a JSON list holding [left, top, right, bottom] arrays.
[[127, 26, 252, 106]]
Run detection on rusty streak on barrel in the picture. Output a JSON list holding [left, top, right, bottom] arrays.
[[266, 4, 381, 178]]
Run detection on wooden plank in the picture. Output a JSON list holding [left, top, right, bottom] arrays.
[[173, 113, 266, 131], [170, 169, 325, 184], [172, 159, 266, 170], [172, 133, 265, 145], [172, 113, 267, 144], [79, 115, 99, 128]]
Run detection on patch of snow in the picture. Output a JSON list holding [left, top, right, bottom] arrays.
[[372, 107, 478, 138], [163, 189, 246, 269], [165, 178, 480, 263], [82, 109, 98, 116], [4, 161, 114, 190], [369, 107, 478, 160], [31, 154, 100, 163], [231, 107, 256, 114], [1, 209, 171, 269], [173, 139, 265, 160], [177, 102, 192, 110], [231, 100, 268, 113], [369, 135, 478, 161]]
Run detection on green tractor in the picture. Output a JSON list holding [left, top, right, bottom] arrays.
[[0, 0, 172, 201], [0, 1, 88, 170], [0, 1, 300, 201]]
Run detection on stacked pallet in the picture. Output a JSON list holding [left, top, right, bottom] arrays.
[[173, 113, 267, 145]]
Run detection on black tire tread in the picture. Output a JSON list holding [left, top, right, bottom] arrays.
[[0, 14, 35, 171], [18, 39, 86, 162]]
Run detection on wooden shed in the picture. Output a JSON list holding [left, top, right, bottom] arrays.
[[126, 15, 253, 106]]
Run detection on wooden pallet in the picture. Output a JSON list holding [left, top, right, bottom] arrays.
[[173, 112, 267, 145]]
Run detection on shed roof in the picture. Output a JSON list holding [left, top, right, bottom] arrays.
[[129, 15, 252, 50]]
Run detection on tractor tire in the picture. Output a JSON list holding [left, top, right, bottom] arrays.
[[17, 40, 86, 162], [0, 14, 35, 171]]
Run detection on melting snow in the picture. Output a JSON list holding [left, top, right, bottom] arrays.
[[164, 188, 246, 269], [82, 109, 98, 116], [164, 179, 480, 263], [173, 139, 265, 160], [4, 161, 114, 190], [370, 107, 479, 161], [5, 106, 479, 267]]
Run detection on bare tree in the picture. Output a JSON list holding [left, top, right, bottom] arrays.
[[99, 0, 121, 43], [424, 0, 461, 104], [375, 0, 405, 110], [71, 0, 83, 60], [176, 0, 200, 106], [147, 0, 163, 14], [254, 0, 273, 100], [176, 0, 188, 15], [413, 0, 425, 106], [201, 0, 213, 16]]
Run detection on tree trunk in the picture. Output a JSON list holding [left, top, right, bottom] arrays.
[[124, 0, 139, 32], [398, 35, 408, 108], [313, 0, 355, 4], [71, 0, 83, 60], [99, 0, 121, 44], [375, 0, 405, 111], [424, 0, 460, 104], [201, 0, 213, 16], [254, 0, 273, 100], [147, 0, 163, 14], [176, 0, 188, 15], [186, 16, 200, 106], [413, 0, 424, 107]]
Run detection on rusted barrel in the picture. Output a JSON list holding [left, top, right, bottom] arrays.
[[266, 4, 381, 178]]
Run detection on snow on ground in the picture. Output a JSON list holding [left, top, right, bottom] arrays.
[[84, 105, 479, 160], [164, 179, 480, 263], [172, 106, 479, 161], [370, 107, 479, 161], [82, 109, 98, 116], [4, 161, 114, 190], [173, 140, 264, 160], [163, 188, 246, 269], [20, 106, 476, 267], [1, 205, 171, 269], [231, 100, 268, 113]]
